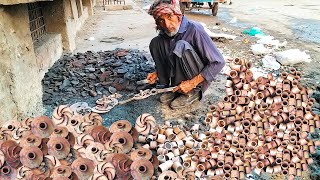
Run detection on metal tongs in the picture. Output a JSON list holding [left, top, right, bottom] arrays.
[[118, 86, 177, 105]]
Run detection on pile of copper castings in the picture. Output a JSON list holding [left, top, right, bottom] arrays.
[[1, 57, 320, 179], [0, 106, 160, 179], [201, 58, 320, 179]]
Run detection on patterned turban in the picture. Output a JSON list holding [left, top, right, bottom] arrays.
[[148, 0, 182, 21]]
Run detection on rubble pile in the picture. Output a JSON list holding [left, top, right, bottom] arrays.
[[42, 49, 155, 105]]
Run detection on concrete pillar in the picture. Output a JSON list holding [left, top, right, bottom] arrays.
[[82, 0, 93, 16], [0, 4, 43, 122], [76, 0, 83, 17], [70, 0, 79, 19], [42, 0, 75, 51]]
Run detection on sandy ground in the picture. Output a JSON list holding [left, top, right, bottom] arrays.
[[66, 0, 320, 128]]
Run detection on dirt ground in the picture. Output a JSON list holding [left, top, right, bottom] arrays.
[[44, 0, 320, 129]]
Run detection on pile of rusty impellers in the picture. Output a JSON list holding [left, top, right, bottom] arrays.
[[0, 106, 161, 179]]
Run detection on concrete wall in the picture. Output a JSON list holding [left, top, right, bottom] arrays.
[[0, 0, 92, 124], [0, 4, 44, 122], [43, 0, 89, 52], [0, 0, 51, 5], [35, 33, 63, 78]]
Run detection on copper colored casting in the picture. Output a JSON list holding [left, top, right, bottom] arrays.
[[158, 170, 177, 180], [71, 158, 94, 179], [105, 140, 124, 154], [19, 146, 43, 169], [20, 134, 42, 147], [47, 137, 71, 159], [52, 165, 72, 178], [135, 113, 156, 135], [52, 105, 73, 126], [110, 120, 132, 133], [130, 159, 154, 180], [31, 116, 54, 138], [51, 126, 69, 138], [83, 112, 102, 126], [109, 153, 133, 180], [0, 165, 17, 180], [131, 148, 152, 161], [109, 132, 133, 154], [90, 125, 111, 144], [94, 161, 116, 180], [0, 140, 22, 168]]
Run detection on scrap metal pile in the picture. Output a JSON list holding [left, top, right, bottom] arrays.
[[1, 57, 319, 179], [42, 49, 154, 105], [202, 58, 320, 179]]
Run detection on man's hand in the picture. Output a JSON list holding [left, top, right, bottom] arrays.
[[147, 72, 158, 84], [173, 74, 205, 94]]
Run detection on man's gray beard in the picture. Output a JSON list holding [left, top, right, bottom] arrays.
[[165, 28, 179, 37]]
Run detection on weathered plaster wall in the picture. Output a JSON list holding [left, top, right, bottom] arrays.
[[0, 0, 52, 5], [65, 0, 89, 51], [43, 0, 89, 52], [35, 33, 63, 78], [82, 0, 93, 15], [0, 0, 92, 124], [0, 4, 44, 122]]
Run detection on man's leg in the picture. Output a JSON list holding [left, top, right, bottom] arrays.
[[170, 40, 206, 109], [149, 36, 171, 86], [171, 40, 205, 85], [149, 36, 179, 103]]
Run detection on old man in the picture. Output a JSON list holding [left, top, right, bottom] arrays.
[[147, 0, 225, 109]]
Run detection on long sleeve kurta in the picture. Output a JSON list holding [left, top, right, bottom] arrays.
[[172, 16, 225, 83], [150, 16, 225, 91]]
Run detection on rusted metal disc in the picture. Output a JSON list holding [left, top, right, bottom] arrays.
[[85, 142, 105, 161], [0, 165, 17, 180], [0, 140, 22, 168], [109, 132, 133, 154], [109, 120, 132, 133], [20, 134, 42, 147], [71, 158, 94, 180], [51, 126, 69, 138], [76, 134, 94, 148], [105, 140, 123, 154], [130, 148, 152, 161], [51, 165, 72, 178], [90, 126, 111, 144], [109, 154, 132, 180], [130, 159, 154, 180], [19, 146, 43, 169], [47, 137, 71, 160], [3, 120, 21, 132], [31, 116, 54, 138]]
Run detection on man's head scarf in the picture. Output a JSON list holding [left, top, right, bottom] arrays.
[[148, 0, 182, 21]]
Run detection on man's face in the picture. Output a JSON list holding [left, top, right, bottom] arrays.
[[157, 13, 181, 37]]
